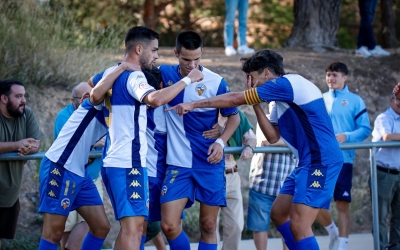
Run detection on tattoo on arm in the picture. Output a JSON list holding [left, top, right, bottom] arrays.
[[202, 101, 211, 107]]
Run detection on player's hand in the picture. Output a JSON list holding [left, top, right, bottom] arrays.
[[80, 92, 90, 104], [203, 123, 222, 139], [240, 146, 253, 160], [393, 82, 400, 98], [207, 142, 223, 164], [245, 74, 252, 89], [120, 62, 142, 72], [335, 134, 347, 143], [165, 103, 194, 116], [187, 68, 203, 83]]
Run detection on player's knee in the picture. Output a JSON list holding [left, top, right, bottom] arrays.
[[160, 220, 179, 236], [336, 201, 350, 214], [43, 229, 64, 243], [199, 217, 216, 236], [92, 221, 111, 238]]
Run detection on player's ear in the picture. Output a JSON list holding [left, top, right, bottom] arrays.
[[134, 44, 142, 55], [174, 49, 179, 58]]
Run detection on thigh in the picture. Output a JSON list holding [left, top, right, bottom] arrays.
[[0, 199, 20, 239], [194, 167, 227, 207], [333, 163, 353, 202], [160, 166, 195, 208], [103, 167, 149, 220], [246, 189, 275, 231]]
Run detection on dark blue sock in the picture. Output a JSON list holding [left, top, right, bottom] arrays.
[[296, 236, 320, 250], [38, 238, 58, 250], [140, 235, 146, 250], [198, 241, 218, 250], [277, 221, 297, 250], [81, 232, 105, 250], [167, 230, 190, 250]]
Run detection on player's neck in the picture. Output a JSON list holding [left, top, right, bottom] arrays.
[[122, 54, 140, 66]]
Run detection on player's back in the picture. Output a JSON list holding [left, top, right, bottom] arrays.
[[45, 99, 107, 177]]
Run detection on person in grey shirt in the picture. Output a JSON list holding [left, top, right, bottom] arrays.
[[371, 82, 400, 250]]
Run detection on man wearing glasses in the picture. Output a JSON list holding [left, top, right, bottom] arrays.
[[371, 83, 400, 250], [54, 81, 105, 250]]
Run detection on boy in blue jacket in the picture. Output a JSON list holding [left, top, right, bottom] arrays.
[[318, 62, 371, 250]]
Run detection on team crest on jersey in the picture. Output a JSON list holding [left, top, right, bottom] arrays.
[[161, 185, 168, 196], [341, 99, 348, 106], [196, 83, 207, 96], [166, 80, 173, 86], [138, 82, 150, 90], [61, 198, 70, 209]]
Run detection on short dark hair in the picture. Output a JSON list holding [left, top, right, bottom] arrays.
[[240, 49, 285, 76], [0, 79, 24, 96], [175, 31, 203, 53], [143, 67, 162, 90], [125, 26, 159, 54], [325, 62, 349, 75]]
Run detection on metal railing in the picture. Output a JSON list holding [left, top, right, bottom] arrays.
[[2, 141, 400, 250]]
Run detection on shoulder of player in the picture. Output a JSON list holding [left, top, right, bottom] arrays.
[[201, 67, 223, 81]]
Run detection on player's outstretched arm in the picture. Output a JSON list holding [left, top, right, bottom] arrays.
[[90, 62, 141, 105], [165, 91, 248, 116], [253, 104, 280, 144], [142, 68, 204, 107]]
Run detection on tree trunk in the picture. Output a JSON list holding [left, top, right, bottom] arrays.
[[380, 0, 397, 48], [284, 0, 342, 51], [142, 0, 177, 30]]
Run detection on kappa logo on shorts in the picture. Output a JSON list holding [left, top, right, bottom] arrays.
[[310, 181, 322, 188], [129, 168, 141, 175], [61, 198, 70, 210], [311, 169, 324, 177], [130, 192, 142, 199], [196, 83, 207, 96], [48, 190, 56, 198], [161, 185, 168, 196], [129, 180, 141, 187], [49, 179, 59, 187], [50, 168, 61, 176], [343, 191, 349, 196]]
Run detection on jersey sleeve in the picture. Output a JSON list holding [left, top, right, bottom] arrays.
[[256, 77, 294, 103], [217, 78, 238, 116], [126, 71, 156, 102], [92, 71, 105, 86]]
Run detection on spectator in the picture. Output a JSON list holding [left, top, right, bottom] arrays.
[[247, 107, 296, 250], [207, 110, 256, 250], [54, 82, 105, 250], [0, 79, 41, 248], [355, 0, 390, 57], [371, 82, 400, 250], [317, 62, 371, 250], [224, 0, 255, 56]]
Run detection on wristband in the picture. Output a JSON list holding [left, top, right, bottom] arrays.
[[215, 138, 225, 148], [181, 77, 191, 86]]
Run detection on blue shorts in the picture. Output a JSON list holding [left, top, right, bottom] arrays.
[[148, 176, 163, 222], [101, 167, 149, 220], [333, 163, 353, 202], [38, 157, 102, 216], [246, 189, 277, 231], [160, 165, 226, 208], [279, 162, 342, 209]]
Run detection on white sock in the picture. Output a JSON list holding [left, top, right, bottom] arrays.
[[324, 221, 339, 238], [338, 237, 348, 250]]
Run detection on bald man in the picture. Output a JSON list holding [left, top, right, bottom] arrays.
[[54, 82, 105, 250]]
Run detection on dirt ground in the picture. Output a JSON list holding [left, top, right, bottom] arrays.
[[5, 47, 400, 248]]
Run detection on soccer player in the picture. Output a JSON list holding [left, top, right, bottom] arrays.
[[38, 62, 140, 250], [158, 31, 240, 250], [166, 49, 344, 250], [92, 26, 204, 250]]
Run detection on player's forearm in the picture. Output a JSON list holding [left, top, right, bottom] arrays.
[[146, 81, 187, 107], [253, 104, 280, 144], [192, 92, 246, 109], [90, 65, 127, 105], [219, 113, 240, 143]]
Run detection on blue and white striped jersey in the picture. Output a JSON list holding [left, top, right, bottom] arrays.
[[45, 99, 107, 177], [93, 66, 156, 169], [257, 74, 343, 167], [159, 65, 238, 169]]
